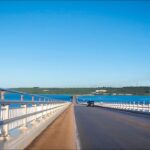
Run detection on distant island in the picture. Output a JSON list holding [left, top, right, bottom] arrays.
[[11, 87, 150, 96]]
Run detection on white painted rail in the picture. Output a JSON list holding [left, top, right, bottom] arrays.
[[0, 88, 71, 145], [95, 101, 150, 113]]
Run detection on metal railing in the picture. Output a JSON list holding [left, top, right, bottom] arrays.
[[95, 101, 150, 113], [0, 88, 69, 139]]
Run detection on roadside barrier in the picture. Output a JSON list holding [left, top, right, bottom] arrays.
[[95, 101, 150, 113], [0, 88, 71, 149]]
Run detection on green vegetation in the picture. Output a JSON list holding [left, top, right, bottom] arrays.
[[96, 87, 150, 96], [11, 87, 96, 95], [11, 87, 150, 95]]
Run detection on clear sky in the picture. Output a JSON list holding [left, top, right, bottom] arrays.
[[0, 1, 150, 88]]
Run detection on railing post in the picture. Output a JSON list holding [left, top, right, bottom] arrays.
[[129, 102, 131, 110], [133, 101, 135, 110], [41, 104, 44, 118], [143, 101, 145, 112], [32, 104, 37, 123], [46, 103, 48, 116], [138, 101, 139, 111], [21, 94, 24, 101], [1, 105, 9, 139], [0, 91, 9, 139], [53, 101, 56, 112], [31, 96, 37, 123], [121, 102, 122, 109], [32, 96, 34, 102], [50, 101, 52, 114], [42, 104, 46, 118], [123, 102, 125, 109], [149, 101, 150, 112], [38, 98, 42, 120], [0, 91, 5, 100], [49, 99, 51, 114], [21, 104, 27, 129], [135, 101, 137, 110], [117, 102, 118, 109], [46, 103, 49, 116], [51, 101, 53, 114], [20, 94, 27, 128], [117, 102, 119, 109], [53, 101, 56, 113], [49, 102, 51, 115]]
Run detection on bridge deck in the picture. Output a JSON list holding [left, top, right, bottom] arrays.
[[26, 105, 76, 150], [75, 104, 150, 150], [26, 104, 150, 150]]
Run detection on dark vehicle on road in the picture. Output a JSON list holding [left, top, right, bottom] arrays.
[[87, 101, 94, 107]]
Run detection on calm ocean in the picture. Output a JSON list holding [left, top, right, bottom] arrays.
[[2, 93, 72, 108], [2, 94, 150, 107], [78, 95, 150, 103]]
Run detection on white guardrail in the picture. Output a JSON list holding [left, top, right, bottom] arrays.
[[79, 101, 150, 113], [95, 101, 150, 113], [0, 88, 71, 149]]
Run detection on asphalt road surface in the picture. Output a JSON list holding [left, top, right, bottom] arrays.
[[74, 105, 150, 150]]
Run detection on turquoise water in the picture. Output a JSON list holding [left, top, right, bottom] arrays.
[[2, 94, 150, 107], [77, 95, 150, 104], [2, 93, 72, 108], [4, 93, 72, 101]]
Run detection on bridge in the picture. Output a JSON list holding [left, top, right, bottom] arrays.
[[0, 89, 150, 149]]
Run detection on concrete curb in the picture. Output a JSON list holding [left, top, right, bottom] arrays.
[[73, 106, 81, 150]]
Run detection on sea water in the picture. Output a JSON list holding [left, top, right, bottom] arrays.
[[2, 93, 72, 108], [2, 93, 150, 107], [77, 95, 150, 104]]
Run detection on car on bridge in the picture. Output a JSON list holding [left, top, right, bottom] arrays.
[[87, 101, 94, 107]]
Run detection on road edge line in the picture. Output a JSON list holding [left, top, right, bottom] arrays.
[[73, 105, 81, 150]]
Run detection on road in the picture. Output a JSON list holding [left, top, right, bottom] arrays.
[[74, 105, 150, 150]]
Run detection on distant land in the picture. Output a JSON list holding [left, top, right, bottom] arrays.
[[11, 87, 150, 96]]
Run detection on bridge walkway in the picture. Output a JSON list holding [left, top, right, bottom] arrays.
[[26, 105, 76, 150]]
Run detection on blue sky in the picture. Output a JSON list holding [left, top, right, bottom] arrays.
[[0, 1, 150, 88]]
